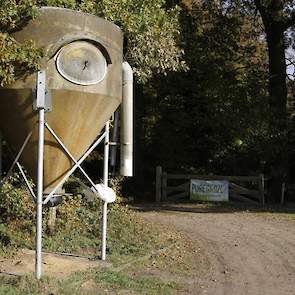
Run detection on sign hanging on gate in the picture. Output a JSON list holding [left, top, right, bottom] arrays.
[[190, 179, 229, 201]]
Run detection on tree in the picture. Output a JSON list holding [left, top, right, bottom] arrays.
[[0, 1, 42, 86], [252, 0, 295, 202], [0, 0, 186, 85], [197, 0, 295, 202], [134, 0, 270, 190]]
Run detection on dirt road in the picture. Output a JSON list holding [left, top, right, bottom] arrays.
[[139, 204, 295, 295]]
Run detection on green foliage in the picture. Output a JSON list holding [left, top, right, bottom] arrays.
[[0, 173, 34, 222], [0, 0, 186, 86], [0, 0, 42, 85], [41, 197, 170, 257], [0, 174, 35, 254], [0, 33, 42, 86], [134, 0, 270, 186], [0, 0, 38, 32], [97, 0, 187, 82], [0, 175, 174, 258]]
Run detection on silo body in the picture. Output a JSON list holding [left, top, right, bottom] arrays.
[[0, 7, 123, 192]]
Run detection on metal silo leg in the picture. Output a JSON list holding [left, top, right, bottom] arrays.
[[102, 121, 110, 260], [35, 70, 46, 279], [36, 108, 45, 279]]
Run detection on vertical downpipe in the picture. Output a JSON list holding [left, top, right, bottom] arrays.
[[120, 62, 133, 176], [110, 110, 119, 173]]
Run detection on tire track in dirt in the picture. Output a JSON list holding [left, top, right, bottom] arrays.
[[139, 208, 295, 295]]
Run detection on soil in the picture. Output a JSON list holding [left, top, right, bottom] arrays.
[[0, 249, 110, 278], [136, 203, 295, 295]]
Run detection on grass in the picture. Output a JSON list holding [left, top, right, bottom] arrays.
[[0, 187, 196, 294], [94, 269, 178, 294], [0, 268, 180, 295]]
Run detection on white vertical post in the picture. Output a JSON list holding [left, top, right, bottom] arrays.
[[36, 108, 45, 279], [35, 70, 46, 279], [101, 121, 110, 260], [103, 121, 110, 185], [120, 62, 133, 176]]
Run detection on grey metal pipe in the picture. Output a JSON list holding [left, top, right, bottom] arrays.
[[101, 121, 110, 261], [103, 121, 110, 185], [120, 62, 133, 176], [110, 110, 119, 171], [101, 201, 108, 260], [16, 162, 36, 201], [36, 108, 45, 279]]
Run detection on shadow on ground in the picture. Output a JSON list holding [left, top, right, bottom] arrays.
[[131, 201, 295, 215]]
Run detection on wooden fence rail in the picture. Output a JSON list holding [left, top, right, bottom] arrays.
[[155, 166, 265, 206]]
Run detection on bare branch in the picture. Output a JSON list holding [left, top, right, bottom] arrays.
[[282, 11, 295, 30]]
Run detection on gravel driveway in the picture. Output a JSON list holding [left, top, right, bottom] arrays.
[[139, 204, 295, 295]]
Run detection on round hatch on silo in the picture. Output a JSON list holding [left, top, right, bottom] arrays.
[[56, 41, 107, 85]]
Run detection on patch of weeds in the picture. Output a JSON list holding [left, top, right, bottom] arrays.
[[42, 229, 99, 254], [255, 211, 295, 221], [93, 269, 179, 295], [129, 227, 207, 277], [0, 275, 41, 295], [1, 189, 181, 267], [0, 268, 179, 295], [0, 274, 89, 295], [0, 224, 20, 258]]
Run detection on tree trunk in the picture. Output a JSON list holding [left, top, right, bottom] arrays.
[[253, 0, 289, 202], [265, 24, 288, 202]]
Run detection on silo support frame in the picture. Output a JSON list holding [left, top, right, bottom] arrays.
[[4, 131, 33, 182], [101, 120, 110, 261], [44, 121, 110, 262], [3, 98, 112, 280], [16, 160, 36, 200], [0, 131, 37, 201], [36, 108, 45, 280], [43, 122, 105, 202], [4, 124, 108, 205], [42, 129, 107, 205]]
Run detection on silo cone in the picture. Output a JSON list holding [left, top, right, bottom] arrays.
[[0, 7, 123, 193]]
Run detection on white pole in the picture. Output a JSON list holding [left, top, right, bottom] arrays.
[[101, 121, 109, 260], [36, 108, 45, 279], [103, 121, 110, 184], [101, 201, 108, 260]]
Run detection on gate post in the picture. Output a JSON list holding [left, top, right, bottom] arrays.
[[156, 166, 162, 202], [162, 171, 167, 201], [259, 174, 265, 207]]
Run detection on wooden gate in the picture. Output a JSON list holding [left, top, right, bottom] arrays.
[[155, 166, 265, 206]]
